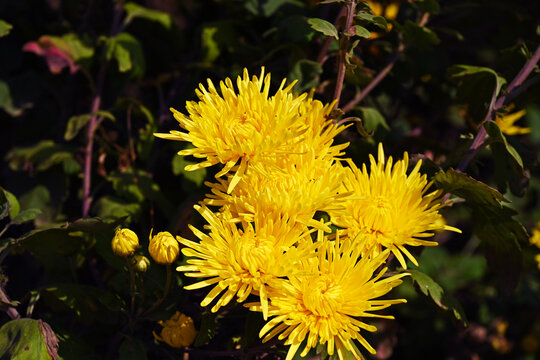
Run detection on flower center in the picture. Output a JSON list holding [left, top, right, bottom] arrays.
[[302, 275, 343, 317]]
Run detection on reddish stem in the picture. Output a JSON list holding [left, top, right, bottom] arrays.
[[333, 1, 356, 108]]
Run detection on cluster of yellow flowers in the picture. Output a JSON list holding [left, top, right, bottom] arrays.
[[155, 68, 459, 359], [530, 222, 540, 270]]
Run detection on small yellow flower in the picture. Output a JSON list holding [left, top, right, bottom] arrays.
[[153, 311, 197, 348], [495, 108, 531, 136], [149, 231, 180, 265], [535, 254, 540, 271], [529, 221, 540, 248], [131, 255, 150, 272], [111, 228, 139, 257]]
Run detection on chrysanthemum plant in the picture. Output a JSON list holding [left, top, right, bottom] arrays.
[[154, 66, 468, 359]]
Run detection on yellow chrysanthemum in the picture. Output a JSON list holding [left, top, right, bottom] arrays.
[[329, 143, 460, 268], [495, 108, 531, 136], [204, 155, 348, 232], [246, 232, 407, 360], [153, 311, 197, 348], [155, 68, 310, 193], [177, 205, 317, 319]]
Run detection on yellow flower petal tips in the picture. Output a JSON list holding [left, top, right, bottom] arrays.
[[245, 232, 408, 360], [155, 68, 309, 193], [329, 143, 461, 268], [153, 311, 197, 348], [148, 230, 180, 265], [111, 228, 139, 257], [495, 108, 530, 136]]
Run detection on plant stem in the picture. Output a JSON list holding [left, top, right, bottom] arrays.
[[317, 7, 347, 65], [342, 13, 430, 112], [81, 1, 124, 217], [0, 285, 20, 320], [142, 264, 172, 316], [456, 42, 540, 172], [333, 1, 356, 108]]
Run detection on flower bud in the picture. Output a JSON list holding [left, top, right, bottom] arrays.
[[131, 255, 150, 272], [153, 312, 197, 348], [148, 231, 180, 265], [111, 228, 139, 257]]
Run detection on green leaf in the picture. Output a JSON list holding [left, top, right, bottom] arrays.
[[46, 33, 94, 62], [0, 318, 53, 359], [472, 205, 527, 295], [484, 120, 524, 170], [288, 59, 323, 93], [433, 169, 508, 208], [413, 0, 440, 13], [201, 26, 220, 63], [6, 140, 81, 175], [172, 156, 207, 187], [355, 107, 390, 133], [245, 0, 304, 16], [352, 25, 371, 38], [447, 65, 506, 122], [193, 311, 220, 346], [2, 188, 20, 218], [11, 209, 42, 225], [402, 20, 440, 50], [0, 20, 12, 37], [0, 188, 8, 221], [64, 111, 115, 141], [354, 12, 387, 30], [123, 2, 172, 29], [105, 33, 145, 78], [0, 80, 25, 117], [93, 196, 142, 224], [408, 269, 468, 326], [65, 217, 117, 234], [307, 18, 338, 39]]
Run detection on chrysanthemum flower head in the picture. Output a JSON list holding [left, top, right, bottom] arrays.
[[111, 228, 139, 257], [153, 311, 197, 348], [246, 232, 408, 360], [204, 154, 348, 232], [177, 205, 317, 319], [155, 68, 310, 193], [329, 143, 460, 269]]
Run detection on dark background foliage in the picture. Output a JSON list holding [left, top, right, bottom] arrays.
[[1, 0, 540, 359]]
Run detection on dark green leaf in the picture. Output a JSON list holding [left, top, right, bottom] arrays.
[[484, 120, 524, 170], [66, 217, 117, 234], [433, 169, 508, 208], [288, 59, 323, 92], [193, 311, 220, 346], [402, 20, 440, 50], [119, 338, 147, 360], [413, 0, 440, 14], [354, 12, 387, 30], [123, 2, 172, 29], [447, 65, 506, 122], [0, 20, 12, 37], [0, 188, 8, 221], [307, 18, 338, 39], [6, 141, 81, 174], [0, 318, 52, 360], [93, 196, 142, 223], [408, 269, 468, 326], [245, 0, 304, 17], [11, 208, 42, 225], [472, 205, 527, 295], [64, 111, 115, 141]]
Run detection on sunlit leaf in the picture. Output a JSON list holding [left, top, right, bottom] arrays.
[[104, 33, 145, 78], [307, 18, 338, 39], [123, 2, 172, 29], [0, 20, 12, 37], [0, 319, 53, 360]]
